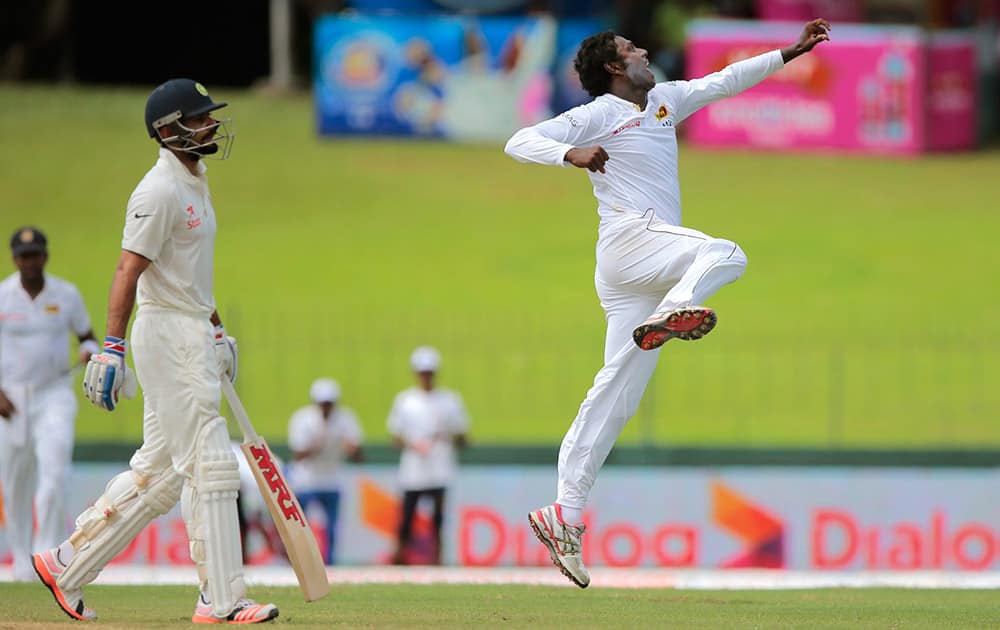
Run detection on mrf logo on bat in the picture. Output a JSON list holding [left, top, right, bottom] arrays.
[[248, 444, 305, 526]]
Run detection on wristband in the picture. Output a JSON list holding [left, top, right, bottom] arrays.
[[103, 335, 126, 359]]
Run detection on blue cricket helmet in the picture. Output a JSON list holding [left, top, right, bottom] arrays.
[[144, 78, 227, 138]]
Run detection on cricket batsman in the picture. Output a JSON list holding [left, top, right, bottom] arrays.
[[31, 78, 278, 624]]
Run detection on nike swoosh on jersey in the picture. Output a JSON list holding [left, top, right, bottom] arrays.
[[134, 213, 153, 218]]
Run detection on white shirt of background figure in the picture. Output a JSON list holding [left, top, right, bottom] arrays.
[[287, 378, 364, 493], [0, 226, 97, 582], [387, 347, 469, 491], [0, 230, 96, 391]]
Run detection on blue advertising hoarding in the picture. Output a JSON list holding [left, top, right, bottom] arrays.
[[551, 18, 602, 114], [314, 14, 601, 141]]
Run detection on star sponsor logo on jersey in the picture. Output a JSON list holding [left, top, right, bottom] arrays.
[[185, 204, 202, 230], [611, 119, 641, 136]]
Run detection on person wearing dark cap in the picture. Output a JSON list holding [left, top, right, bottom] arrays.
[[32, 79, 278, 624], [0, 227, 98, 583]]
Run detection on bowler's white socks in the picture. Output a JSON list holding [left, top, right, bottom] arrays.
[[559, 504, 583, 526]]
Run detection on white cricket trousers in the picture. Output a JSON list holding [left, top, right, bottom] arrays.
[[0, 381, 77, 580], [59, 308, 245, 612], [128, 308, 221, 481], [556, 209, 748, 509]]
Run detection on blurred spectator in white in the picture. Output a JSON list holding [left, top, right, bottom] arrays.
[[387, 346, 469, 565], [287, 377, 363, 565]]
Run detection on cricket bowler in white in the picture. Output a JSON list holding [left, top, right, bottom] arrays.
[[0, 227, 98, 582], [31, 78, 278, 623], [505, 19, 831, 587]]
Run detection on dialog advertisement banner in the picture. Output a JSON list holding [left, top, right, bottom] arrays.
[[684, 21, 927, 154], [4, 464, 1000, 571], [314, 14, 558, 141]]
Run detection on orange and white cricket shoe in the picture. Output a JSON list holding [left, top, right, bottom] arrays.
[[192, 594, 279, 624], [632, 306, 717, 351], [528, 504, 590, 588], [32, 549, 97, 621]]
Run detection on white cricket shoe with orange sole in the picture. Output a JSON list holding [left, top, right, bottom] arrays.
[[32, 549, 97, 621], [192, 594, 279, 625], [528, 504, 590, 588]]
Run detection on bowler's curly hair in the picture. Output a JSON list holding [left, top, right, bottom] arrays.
[[573, 31, 620, 97]]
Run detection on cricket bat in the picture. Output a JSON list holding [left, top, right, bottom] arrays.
[[221, 379, 330, 602]]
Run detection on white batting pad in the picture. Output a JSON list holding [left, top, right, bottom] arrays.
[[58, 468, 183, 590], [184, 417, 245, 617]]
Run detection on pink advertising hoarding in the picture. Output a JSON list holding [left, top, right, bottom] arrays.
[[756, 0, 862, 23], [684, 21, 976, 154], [926, 31, 978, 151]]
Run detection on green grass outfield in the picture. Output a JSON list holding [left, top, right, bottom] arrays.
[[1, 85, 998, 448], [1, 583, 999, 629]]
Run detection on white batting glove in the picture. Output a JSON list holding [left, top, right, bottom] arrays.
[[83, 336, 137, 411], [213, 325, 238, 383]]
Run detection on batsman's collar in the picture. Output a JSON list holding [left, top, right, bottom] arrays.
[[159, 147, 207, 182]]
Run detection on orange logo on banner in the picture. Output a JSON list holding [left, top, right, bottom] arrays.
[[712, 481, 784, 568], [712, 46, 831, 94], [359, 478, 436, 563]]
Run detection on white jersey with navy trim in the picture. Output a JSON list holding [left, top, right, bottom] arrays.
[[504, 50, 785, 226]]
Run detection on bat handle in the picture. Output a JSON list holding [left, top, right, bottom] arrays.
[[220, 379, 260, 442]]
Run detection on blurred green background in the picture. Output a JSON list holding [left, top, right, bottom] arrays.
[[2, 85, 997, 448]]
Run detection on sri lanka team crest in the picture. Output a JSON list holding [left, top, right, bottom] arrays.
[[656, 104, 673, 127]]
